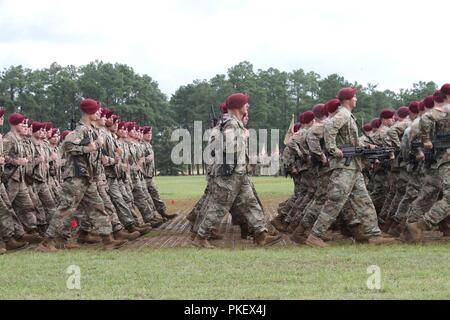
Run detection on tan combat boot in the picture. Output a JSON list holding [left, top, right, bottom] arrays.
[[5, 238, 28, 251], [191, 235, 215, 249], [387, 221, 402, 237], [290, 224, 307, 244], [305, 233, 328, 248], [55, 238, 81, 250], [77, 231, 102, 244], [101, 234, 128, 250], [286, 222, 299, 234], [113, 229, 140, 241], [210, 229, 223, 240], [438, 220, 450, 237], [148, 218, 164, 228], [20, 231, 43, 244], [407, 220, 428, 243], [254, 231, 282, 247], [271, 215, 288, 233], [37, 238, 58, 252], [128, 225, 152, 236], [0, 242, 6, 254], [367, 235, 397, 245], [160, 211, 178, 220]]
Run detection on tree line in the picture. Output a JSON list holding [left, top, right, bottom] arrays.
[[0, 60, 438, 175]]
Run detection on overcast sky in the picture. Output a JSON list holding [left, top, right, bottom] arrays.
[[0, 0, 448, 96]]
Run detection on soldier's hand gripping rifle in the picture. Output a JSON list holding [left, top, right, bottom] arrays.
[[340, 145, 396, 166], [410, 132, 450, 161]]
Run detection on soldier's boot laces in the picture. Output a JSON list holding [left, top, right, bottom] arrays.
[[407, 220, 428, 243], [290, 224, 307, 244], [37, 238, 58, 253], [191, 235, 215, 249], [114, 229, 140, 241], [305, 233, 328, 248], [254, 231, 282, 247], [102, 234, 128, 250], [5, 238, 28, 251]]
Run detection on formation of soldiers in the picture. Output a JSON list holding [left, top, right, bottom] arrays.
[[0, 99, 177, 254], [273, 84, 450, 247]]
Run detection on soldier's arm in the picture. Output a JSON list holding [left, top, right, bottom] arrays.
[[3, 136, 19, 164], [419, 114, 434, 144], [386, 125, 402, 149], [307, 126, 325, 159], [63, 129, 94, 155], [324, 114, 346, 157]]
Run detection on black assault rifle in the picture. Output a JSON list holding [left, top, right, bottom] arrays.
[[339, 146, 395, 167]]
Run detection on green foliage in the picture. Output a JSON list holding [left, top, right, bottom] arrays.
[[0, 60, 440, 174]]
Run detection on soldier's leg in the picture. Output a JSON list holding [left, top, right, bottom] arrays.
[[385, 168, 408, 221], [421, 163, 450, 227], [97, 181, 123, 232], [0, 185, 15, 242], [35, 182, 58, 226], [107, 178, 138, 229], [197, 174, 241, 239], [370, 170, 389, 214], [379, 170, 399, 221], [132, 179, 156, 222], [394, 169, 422, 223], [311, 169, 356, 238], [8, 182, 38, 232], [145, 177, 167, 215], [46, 178, 89, 239], [406, 168, 441, 224]]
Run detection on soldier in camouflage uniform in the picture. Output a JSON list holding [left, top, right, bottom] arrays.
[[141, 125, 177, 220], [408, 86, 450, 242], [380, 106, 412, 235], [38, 99, 128, 252], [306, 87, 395, 247], [48, 128, 63, 205], [0, 108, 30, 252], [193, 93, 281, 248], [3, 113, 43, 243]]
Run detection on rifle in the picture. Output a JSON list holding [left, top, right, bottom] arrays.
[[209, 105, 219, 129], [410, 132, 450, 162], [339, 146, 395, 166]]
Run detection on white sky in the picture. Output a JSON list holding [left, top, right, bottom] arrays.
[[0, 0, 448, 96]]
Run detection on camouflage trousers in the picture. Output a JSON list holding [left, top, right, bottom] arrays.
[[277, 174, 305, 219], [406, 167, 441, 223], [285, 169, 317, 224], [48, 176, 62, 205], [393, 167, 422, 223], [80, 180, 123, 233], [422, 162, 450, 227], [298, 169, 332, 229], [26, 184, 47, 227], [378, 169, 400, 220], [312, 169, 380, 238], [7, 180, 38, 231], [131, 175, 157, 223], [382, 168, 408, 221], [145, 177, 167, 215], [33, 181, 58, 224], [0, 182, 25, 241], [107, 177, 137, 228], [370, 169, 390, 214], [188, 176, 213, 233], [46, 177, 112, 239], [197, 173, 268, 239], [118, 179, 134, 211]]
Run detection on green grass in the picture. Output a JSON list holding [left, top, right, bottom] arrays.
[[1, 176, 449, 300], [154, 175, 293, 201], [1, 245, 449, 299]]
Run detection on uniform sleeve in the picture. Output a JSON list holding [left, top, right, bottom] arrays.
[[3, 135, 17, 164], [386, 124, 403, 149], [63, 129, 91, 155], [419, 113, 435, 144], [307, 125, 325, 158], [324, 113, 346, 156], [223, 121, 241, 155]]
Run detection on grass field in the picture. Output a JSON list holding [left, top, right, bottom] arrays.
[[1, 176, 449, 300]]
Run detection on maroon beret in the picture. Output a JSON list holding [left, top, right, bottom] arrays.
[[61, 130, 71, 141], [440, 83, 450, 96], [408, 102, 420, 114], [424, 95, 435, 109], [312, 104, 328, 119], [80, 99, 100, 114], [118, 122, 127, 130], [106, 114, 119, 127], [25, 119, 33, 128], [219, 102, 227, 114], [397, 107, 410, 119], [44, 122, 53, 130], [362, 123, 372, 132], [337, 87, 357, 102], [226, 93, 250, 110], [433, 90, 445, 103], [51, 128, 60, 137], [100, 107, 112, 118], [325, 99, 341, 114], [300, 111, 315, 125], [371, 118, 382, 129], [8, 113, 26, 126], [31, 122, 43, 133], [293, 122, 301, 133], [125, 122, 138, 132], [380, 108, 395, 119], [142, 126, 152, 134], [0, 107, 6, 118], [418, 101, 425, 112]]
